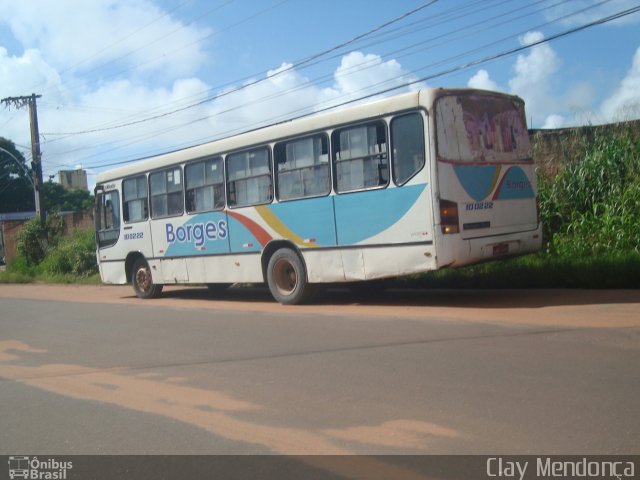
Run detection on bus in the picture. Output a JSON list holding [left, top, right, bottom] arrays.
[[95, 88, 542, 304]]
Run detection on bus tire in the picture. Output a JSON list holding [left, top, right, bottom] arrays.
[[131, 257, 163, 299], [266, 248, 315, 305]]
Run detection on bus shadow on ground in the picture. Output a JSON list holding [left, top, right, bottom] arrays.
[[156, 284, 640, 309]]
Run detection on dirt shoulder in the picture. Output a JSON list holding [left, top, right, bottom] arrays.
[[1, 283, 638, 329]]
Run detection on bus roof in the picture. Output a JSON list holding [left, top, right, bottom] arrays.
[[95, 88, 517, 184]]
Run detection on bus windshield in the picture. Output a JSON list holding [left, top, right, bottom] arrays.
[[435, 93, 531, 163]]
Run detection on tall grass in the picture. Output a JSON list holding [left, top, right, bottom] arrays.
[[538, 127, 640, 257]]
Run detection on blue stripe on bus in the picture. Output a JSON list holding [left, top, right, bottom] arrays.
[[268, 196, 338, 247], [492, 166, 535, 200], [452, 165, 500, 201], [334, 183, 425, 245], [163, 183, 426, 256]]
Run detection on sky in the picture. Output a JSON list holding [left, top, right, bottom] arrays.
[[0, 0, 639, 192]]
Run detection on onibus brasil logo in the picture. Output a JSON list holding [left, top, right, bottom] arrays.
[[8, 456, 73, 479]]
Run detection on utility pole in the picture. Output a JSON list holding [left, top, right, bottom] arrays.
[[1, 94, 45, 224]]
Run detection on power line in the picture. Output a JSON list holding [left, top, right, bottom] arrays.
[[41, 0, 438, 137], [83, 3, 640, 170], [30, 0, 235, 97], [34, 0, 284, 105], [68, 0, 612, 165], [27, 0, 194, 93]]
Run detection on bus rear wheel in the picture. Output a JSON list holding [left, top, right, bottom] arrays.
[[266, 248, 315, 305], [132, 257, 163, 299]]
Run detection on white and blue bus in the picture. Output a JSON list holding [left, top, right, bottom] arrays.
[[95, 88, 541, 304]]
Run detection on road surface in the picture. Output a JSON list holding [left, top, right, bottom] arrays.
[[0, 284, 638, 455]]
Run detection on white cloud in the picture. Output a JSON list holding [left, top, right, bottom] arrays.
[[467, 69, 499, 91], [542, 114, 565, 129], [508, 31, 562, 127], [0, 47, 69, 157], [599, 46, 640, 122], [322, 51, 424, 105], [542, 0, 640, 27], [0, 0, 210, 77], [203, 52, 423, 140]]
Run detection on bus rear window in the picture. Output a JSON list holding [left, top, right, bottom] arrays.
[[435, 94, 531, 163]]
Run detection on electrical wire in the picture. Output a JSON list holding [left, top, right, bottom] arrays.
[[80, 3, 640, 170], [66, 0, 616, 167], [41, 0, 438, 137]]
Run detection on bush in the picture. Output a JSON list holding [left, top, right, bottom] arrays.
[[4, 253, 38, 277], [15, 215, 65, 265], [40, 229, 98, 277]]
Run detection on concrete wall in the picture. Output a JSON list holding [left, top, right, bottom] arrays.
[[531, 120, 640, 178], [1, 219, 25, 261]]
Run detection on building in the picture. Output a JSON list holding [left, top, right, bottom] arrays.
[[59, 169, 88, 191]]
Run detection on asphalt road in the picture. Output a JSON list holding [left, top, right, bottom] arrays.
[[0, 284, 639, 456]]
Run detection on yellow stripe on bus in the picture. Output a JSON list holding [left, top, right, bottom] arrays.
[[255, 205, 318, 248]]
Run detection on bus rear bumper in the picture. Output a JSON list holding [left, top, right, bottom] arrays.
[[453, 227, 543, 267]]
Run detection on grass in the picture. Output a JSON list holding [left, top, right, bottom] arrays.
[[0, 270, 101, 285], [401, 252, 640, 289]]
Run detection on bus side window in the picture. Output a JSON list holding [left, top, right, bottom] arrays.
[[185, 157, 225, 213], [123, 175, 148, 223], [275, 134, 330, 201], [332, 121, 388, 193], [227, 147, 272, 208], [391, 113, 425, 185], [150, 167, 184, 218]]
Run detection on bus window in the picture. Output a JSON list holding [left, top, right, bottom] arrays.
[[123, 175, 148, 223], [150, 167, 184, 218], [185, 157, 225, 213], [227, 147, 272, 208], [96, 190, 120, 248], [332, 121, 388, 193], [391, 113, 425, 185], [275, 134, 330, 201], [435, 94, 531, 163]]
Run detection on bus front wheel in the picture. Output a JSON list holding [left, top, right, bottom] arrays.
[[266, 248, 315, 305], [132, 257, 163, 299]]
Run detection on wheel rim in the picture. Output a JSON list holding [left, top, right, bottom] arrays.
[[135, 266, 152, 293], [272, 258, 297, 296]]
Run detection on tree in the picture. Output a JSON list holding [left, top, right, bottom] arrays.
[[0, 137, 35, 213], [41, 181, 94, 213]]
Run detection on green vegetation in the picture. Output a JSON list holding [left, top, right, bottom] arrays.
[[538, 128, 640, 258], [1, 137, 94, 215], [0, 137, 34, 213], [41, 181, 94, 213], [1, 215, 99, 284]]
